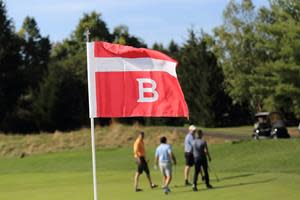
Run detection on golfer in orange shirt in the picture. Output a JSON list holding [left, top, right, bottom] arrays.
[[133, 131, 157, 192]]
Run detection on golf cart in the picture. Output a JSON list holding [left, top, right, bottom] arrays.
[[252, 112, 290, 139]]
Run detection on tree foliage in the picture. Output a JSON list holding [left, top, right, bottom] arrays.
[[0, 0, 24, 130], [34, 61, 88, 131], [113, 25, 146, 47], [214, 0, 260, 111], [73, 11, 112, 43], [6, 16, 51, 133], [214, 0, 300, 121], [1, 1, 300, 132], [254, 0, 300, 118], [178, 30, 235, 126], [18, 16, 51, 88]]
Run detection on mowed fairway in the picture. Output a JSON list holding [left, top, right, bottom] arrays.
[[0, 139, 300, 200]]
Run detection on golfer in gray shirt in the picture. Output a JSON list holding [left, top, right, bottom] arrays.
[[184, 125, 196, 186], [192, 129, 213, 191]]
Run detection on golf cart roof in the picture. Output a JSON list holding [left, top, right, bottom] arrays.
[[255, 112, 270, 117]]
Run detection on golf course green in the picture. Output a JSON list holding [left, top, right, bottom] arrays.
[[0, 139, 300, 200]]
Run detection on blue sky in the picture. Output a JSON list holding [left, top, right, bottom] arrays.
[[5, 0, 269, 46]]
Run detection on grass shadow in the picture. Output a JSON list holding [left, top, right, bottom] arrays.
[[218, 173, 255, 181], [176, 178, 276, 193], [212, 178, 276, 190], [173, 173, 255, 188]]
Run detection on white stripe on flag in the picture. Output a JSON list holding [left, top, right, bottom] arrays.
[[93, 57, 177, 78], [87, 43, 97, 118]]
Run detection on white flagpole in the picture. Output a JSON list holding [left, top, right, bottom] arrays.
[[90, 117, 98, 200], [86, 29, 98, 200]]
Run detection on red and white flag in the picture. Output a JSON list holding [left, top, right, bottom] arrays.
[[86, 41, 189, 118]]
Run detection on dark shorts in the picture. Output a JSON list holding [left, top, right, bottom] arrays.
[[185, 152, 194, 167], [136, 157, 150, 175]]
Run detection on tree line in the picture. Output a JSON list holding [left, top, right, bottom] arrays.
[[0, 0, 299, 133]]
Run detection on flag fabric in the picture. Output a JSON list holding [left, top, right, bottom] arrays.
[[86, 41, 189, 118]]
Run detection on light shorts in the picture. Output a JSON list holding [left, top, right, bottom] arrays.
[[159, 162, 172, 177]]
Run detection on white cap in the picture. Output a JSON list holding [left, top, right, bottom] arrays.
[[189, 125, 196, 132]]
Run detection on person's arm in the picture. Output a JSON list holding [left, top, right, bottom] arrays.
[[191, 138, 195, 153], [204, 142, 211, 162], [155, 148, 159, 167], [170, 152, 177, 165], [155, 155, 159, 169], [168, 145, 177, 165], [188, 134, 193, 153]]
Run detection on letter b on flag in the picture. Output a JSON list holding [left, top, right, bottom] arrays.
[[137, 78, 159, 103]]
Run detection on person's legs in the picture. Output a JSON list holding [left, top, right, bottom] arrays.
[[200, 167, 205, 181], [193, 160, 201, 191], [163, 175, 167, 186], [162, 163, 172, 194], [134, 158, 143, 191], [165, 175, 172, 187], [184, 153, 193, 185], [146, 174, 154, 187], [184, 165, 191, 183], [144, 160, 157, 188], [202, 160, 212, 188], [164, 164, 172, 187], [159, 163, 167, 186], [134, 172, 142, 191], [163, 175, 172, 194]]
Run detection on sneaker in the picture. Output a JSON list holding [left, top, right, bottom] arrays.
[[192, 187, 198, 192], [207, 184, 213, 189], [163, 187, 169, 195], [135, 188, 143, 192], [151, 184, 158, 189]]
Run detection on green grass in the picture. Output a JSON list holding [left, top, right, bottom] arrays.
[[0, 139, 300, 200]]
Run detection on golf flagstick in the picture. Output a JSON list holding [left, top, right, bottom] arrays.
[[86, 30, 99, 200], [90, 118, 99, 200]]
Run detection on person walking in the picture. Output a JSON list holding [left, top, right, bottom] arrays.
[[155, 136, 177, 195], [133, 131, 157, 192], [192, 129, 213, 191], [184, 125, 196, 186]]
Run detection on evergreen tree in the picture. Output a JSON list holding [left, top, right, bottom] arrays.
[[34, 62, 87, 131], [112, 25, 147, 47], [152, 42, 167, 53], [168, 40, 180, 58], [35, 11, 112, 131], [73, 11, 112, 43], [178, 30, 230, 126], [18, 16, 50, 88], [0, 0, 24, 131], [1, 16, 51, 133]]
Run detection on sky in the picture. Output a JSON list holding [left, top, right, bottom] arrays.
[[5, 0, 269, 46]]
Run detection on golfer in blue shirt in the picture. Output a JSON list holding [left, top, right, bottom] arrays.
[[155, 136, 177, 195]]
